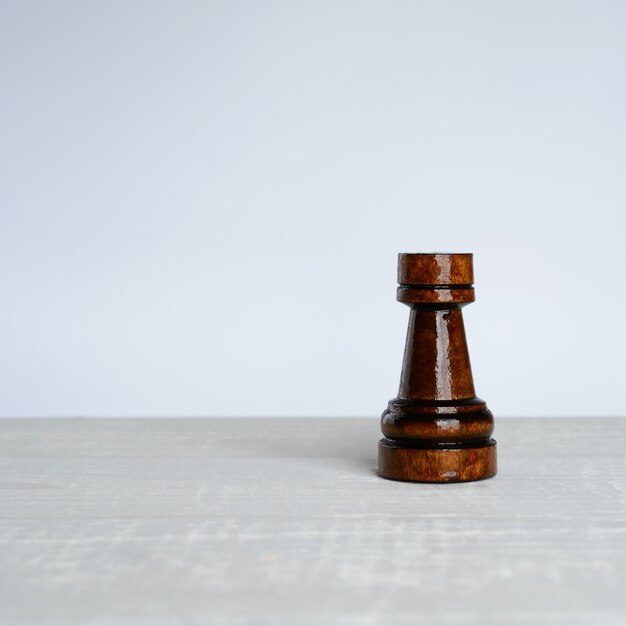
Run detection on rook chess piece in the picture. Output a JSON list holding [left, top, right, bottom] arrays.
[[378, 253, 497, 482]]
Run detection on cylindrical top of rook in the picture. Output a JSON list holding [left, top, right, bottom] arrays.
[[397, 253, 475, 304]]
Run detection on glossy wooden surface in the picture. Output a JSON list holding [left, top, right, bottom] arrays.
[[379, 253, 497, 482], [1, 417, 624, 626]]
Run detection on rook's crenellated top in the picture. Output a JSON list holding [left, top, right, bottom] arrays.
[[397, 253, 475, 305]]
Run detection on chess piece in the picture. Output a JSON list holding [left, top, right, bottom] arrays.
[[378, 253, 497, 482]]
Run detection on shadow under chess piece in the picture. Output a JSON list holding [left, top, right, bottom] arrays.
[[378, 253, 497, 483]]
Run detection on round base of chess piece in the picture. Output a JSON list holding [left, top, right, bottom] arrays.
[[377, 437, 497, 483]]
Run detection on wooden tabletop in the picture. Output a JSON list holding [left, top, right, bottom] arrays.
[[1, 417, 624, 625]]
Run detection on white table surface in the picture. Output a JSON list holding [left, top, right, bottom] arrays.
[[0, 417, 625, 626]]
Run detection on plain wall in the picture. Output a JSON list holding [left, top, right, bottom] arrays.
[[1, 0, 625, 417]]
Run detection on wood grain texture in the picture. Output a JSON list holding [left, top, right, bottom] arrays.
[[0, 417, 625, 625], [380, 252, 496, 482]]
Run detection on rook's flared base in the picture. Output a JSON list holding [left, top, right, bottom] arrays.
[[377, 437, 497, 483]]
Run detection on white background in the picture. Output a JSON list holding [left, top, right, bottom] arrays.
[[1, 1, 624, 418]]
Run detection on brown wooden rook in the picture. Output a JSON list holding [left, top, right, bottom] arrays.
[[378, 253, 497, 483]]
